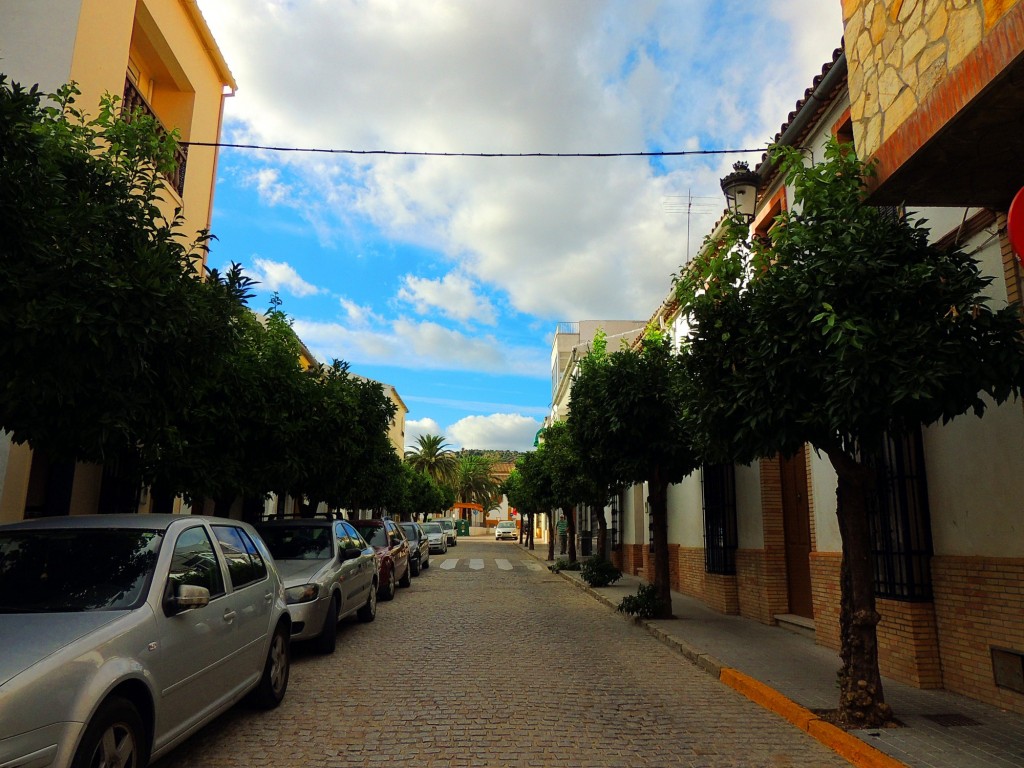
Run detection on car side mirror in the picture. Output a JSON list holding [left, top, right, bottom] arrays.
[[342, 547, 362, 561], [164, 583, 210, 615]]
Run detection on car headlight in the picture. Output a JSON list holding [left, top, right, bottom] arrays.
[[285, 584, 319, 604]]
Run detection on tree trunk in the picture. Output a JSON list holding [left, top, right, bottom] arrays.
[[648, 469, 673, 619], [528, 512, 535, 550], [547, 511, 555, 561], [824, 445, 892, 728], [567, 504, 578, 562]]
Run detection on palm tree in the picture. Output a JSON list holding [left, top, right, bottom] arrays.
[[404, 434, 458, 488], [453, 454, 500, 521]]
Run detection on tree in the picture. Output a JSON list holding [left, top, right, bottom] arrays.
[[507, 449, 556, 555], [405, 434, 459, 487], [452, 453, 499, 516], [568, 328, 699, 617], [677, 139, 1024, 726], [0, 78, 237, 472]]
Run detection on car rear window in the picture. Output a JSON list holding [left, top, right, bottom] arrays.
[[353, 524, 388, 548], [0, 528, 162, 612], [258, 525, 332, 560]]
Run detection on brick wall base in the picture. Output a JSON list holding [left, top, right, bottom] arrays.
[[933, 555, 1024, 714], [736, 549, 773, 624], [810, 552, 842, 651]]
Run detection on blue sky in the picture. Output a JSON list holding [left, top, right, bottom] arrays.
[[196, 0, 844, 451]]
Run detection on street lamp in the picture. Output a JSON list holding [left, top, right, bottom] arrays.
[[720, 161, 760, 222]]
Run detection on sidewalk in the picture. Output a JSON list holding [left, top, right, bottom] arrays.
[[520, 543, 1024, 768]]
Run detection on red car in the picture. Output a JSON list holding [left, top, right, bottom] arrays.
[[352, 519, 411, 601]]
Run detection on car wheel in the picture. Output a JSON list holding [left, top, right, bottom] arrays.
[[380, 567, 396, 601], [423, 552, 430, 569], [72, 696, 146, 768], [313, 598, 338, 655], [399, 561, 412, 588], [250, 623, 290, 709], [358, 583, 377, 622], [410, 554, 421, 577]]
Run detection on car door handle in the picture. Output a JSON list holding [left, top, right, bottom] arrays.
[[264, 593, 273, 603], [223, 609, 237, 623]]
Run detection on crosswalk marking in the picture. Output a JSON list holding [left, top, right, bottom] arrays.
[[435, 557, 546, 571]]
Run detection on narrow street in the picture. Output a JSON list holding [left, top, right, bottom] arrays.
[[154, 536, 849, 767]]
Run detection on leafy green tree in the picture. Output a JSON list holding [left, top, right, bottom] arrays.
[[507, 449, 556, 556], [678, 139, 1024, 726], [452, 453, 500, 517], [568, 328, 699, 617], [0, 78, 238, 475], [405, 434, 459, 487]]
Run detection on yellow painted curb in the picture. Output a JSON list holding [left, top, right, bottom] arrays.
[[718, 669, 908, 768]]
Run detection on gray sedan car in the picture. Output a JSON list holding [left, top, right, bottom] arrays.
[[0, 514, 291, 768], [256, 519, 378, 653]]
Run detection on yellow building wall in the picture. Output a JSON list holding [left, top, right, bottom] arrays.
[[67, 0, 233, 255]]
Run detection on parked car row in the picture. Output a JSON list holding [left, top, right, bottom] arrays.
[[0, 512, 433, 768]]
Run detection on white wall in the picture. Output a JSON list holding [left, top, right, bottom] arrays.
[[1, 0, 83, 92], [735, 462, 764, 549], [667, 472, 704, 547]]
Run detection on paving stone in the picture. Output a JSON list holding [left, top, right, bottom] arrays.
[[153, 539, 849, 768]]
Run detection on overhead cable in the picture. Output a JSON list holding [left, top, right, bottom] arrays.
[[180, 141, 766, 159]]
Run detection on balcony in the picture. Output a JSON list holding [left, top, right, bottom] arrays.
[[122, 77, 188, 197]]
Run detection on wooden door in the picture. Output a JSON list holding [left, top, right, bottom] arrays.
[[781, 450, 814, 618]]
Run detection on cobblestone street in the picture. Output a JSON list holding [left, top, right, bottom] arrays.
[[154, 537, 850, 767]]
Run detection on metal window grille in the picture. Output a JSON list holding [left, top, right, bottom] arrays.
[[610, 494, 621, 550], [122, 77, 188, 197], [867, 428, 934, 601], [647, 500, 654, 553], [702, 463, 738, 575]]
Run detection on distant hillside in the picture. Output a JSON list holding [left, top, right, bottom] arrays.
[[457, 449, 526, 464]]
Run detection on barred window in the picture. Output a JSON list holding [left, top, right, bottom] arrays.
[[868, 428, 933, 601], [702, 463, 738, 575], [610, 493, 621, 550]]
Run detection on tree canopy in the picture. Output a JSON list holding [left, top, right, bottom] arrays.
[[677, 138, 1024, 726]]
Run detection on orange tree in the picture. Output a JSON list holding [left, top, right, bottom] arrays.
[[567, 329, 699, 617], [677, 139, 1024, 726]]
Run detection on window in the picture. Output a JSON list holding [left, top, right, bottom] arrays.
[[702, 463, 738, 575], [169, 527, 224, 597], [213, 526, 267, 589], [335, 522, 353, 552], [868, 428, 933, 601], [342, 521, 368, 549], [610, 493, 621, 550]]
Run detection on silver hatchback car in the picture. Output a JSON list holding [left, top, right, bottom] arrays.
[[0, 514, 291, 768], [256, 518, 379, 653]]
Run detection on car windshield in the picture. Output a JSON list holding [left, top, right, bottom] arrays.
[[258, 526, 332, 560], [498, 522, 516, 529], [438, 520, 454, 531], [354, 525, 388, 548], [422, 523, 442, 534], [0, 528, 162, 612], [399, 524, 418, 540]]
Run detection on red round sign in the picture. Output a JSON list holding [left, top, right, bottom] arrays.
[[1009, 186, 1024, 265]]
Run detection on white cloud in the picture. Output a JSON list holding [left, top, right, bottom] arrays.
[[447, 413, 541, 451], [404, 418, 443, 450], [291, 317, 548, 376], [396, 272, 497, 326], [248, 257, 324, 298], [198, 1, 845, 323], [338, 297, 382, 327]]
